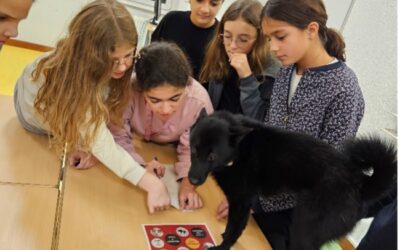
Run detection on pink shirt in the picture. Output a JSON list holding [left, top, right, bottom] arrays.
[[109, 78, 213, 179]]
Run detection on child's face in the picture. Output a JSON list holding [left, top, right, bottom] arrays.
[[110, 43, 136, 79], [222, 18, 257, 59], [262, 17, 310, 66], [143, 84, 186, 123], [0, 0, 32, 47], [189, 0, 223, 28]]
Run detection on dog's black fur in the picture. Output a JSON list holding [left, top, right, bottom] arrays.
[[188, 110, 397, 250]]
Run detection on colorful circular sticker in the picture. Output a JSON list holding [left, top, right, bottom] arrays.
[[176, 227, 189, 237], [191, 227, 207, 238], [185, 237, 200, 249], [151, 238, 165, 248], [165, 234, 181, 246], [150, 227, 164, 237]]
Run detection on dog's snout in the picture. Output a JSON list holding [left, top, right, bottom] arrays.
[[189, 176, 201, 186]]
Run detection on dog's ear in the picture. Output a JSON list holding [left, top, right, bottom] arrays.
[[229, 120, 253, 146], [191, 108, 208, 132], [198, 108, 208, 120]]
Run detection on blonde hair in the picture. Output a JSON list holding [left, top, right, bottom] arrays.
[[32, 0, 137, 153], [199, 0, 270, 83]]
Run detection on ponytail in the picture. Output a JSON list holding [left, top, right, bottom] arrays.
[[325, 28, 346, 62]]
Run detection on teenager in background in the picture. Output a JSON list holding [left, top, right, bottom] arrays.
[[151, 0, 224, 79], [200, 0, 280, 121]]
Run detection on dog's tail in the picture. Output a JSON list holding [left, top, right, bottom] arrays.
[[344, 136, 397, 201]]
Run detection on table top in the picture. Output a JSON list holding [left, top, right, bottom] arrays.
[[58, 139, 272, 250], [0, 95, 60, 186]]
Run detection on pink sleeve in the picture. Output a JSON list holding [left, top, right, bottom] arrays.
[[107, 102, 145, 166], [174, 95, 214, 179]]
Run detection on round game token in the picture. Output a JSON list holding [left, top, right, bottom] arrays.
[[151, 238, 165, 248], [176, 227, 189, 237], [165, 234, 181, 246], [185, 237, 200, 249], [191, 227, 207, 238], [150, 227, 164, 237]]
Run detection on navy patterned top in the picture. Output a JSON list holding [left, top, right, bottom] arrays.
[[259, 60, 365, 212]]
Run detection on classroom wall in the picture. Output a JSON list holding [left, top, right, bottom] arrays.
[[343, 0, 397, 139]]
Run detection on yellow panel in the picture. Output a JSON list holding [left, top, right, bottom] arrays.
[[0, 45, 43, 96]]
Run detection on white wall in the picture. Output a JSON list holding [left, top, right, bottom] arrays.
[[17, 0, 88, 47], [343, 0, 397, 139]]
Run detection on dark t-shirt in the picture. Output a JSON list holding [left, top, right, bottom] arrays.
[[217, 69, 242, 114], [151, 11, 218, 79]]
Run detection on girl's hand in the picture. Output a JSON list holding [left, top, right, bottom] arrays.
[[138, 172, 170, 214], [216, 198, 229, 220], [145, 159, 165, 178], [229, 53, 252, 79], [179, 177, 203, 210], [68, 151, 98, 169]]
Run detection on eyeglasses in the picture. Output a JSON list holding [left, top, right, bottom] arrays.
[[112, 52, 135, 68], [220, 33, 257, 47]]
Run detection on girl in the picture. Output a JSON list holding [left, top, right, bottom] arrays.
[[252, 0, 365, 248], [200, 0, 280, 121], [109, 41, 213, 210], [151, 0, 224, 79], [14, 0, 170, 214]]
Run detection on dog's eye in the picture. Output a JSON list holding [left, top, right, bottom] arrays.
[[191, 148, 197, 155], [207, 153, 217, 162]]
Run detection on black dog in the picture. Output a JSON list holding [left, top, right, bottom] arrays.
[[188, 110, 396, 250]]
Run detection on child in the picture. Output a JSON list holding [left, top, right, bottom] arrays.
[[151, 0, 224, 79], [109, 41, 213, 210], [0, 0, 33, 49], [13, 0, 170, 214], [199, 0, 280, 121], [251, 0, 365, 249]]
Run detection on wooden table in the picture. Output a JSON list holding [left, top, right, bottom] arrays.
[[0, 94, 271, 250], [0, 95, 60, 186], [0, 95, 59, 250], [58, 139, 271, 250]]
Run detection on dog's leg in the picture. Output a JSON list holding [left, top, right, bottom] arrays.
[[209, 199, 252, 250]]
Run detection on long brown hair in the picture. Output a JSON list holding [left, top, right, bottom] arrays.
[[32, 0, 137, 153], [199, 0, 270, 83], [261, 0, 346, 61]]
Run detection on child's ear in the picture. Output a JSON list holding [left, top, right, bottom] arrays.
[[307, 21, 319, 39]]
